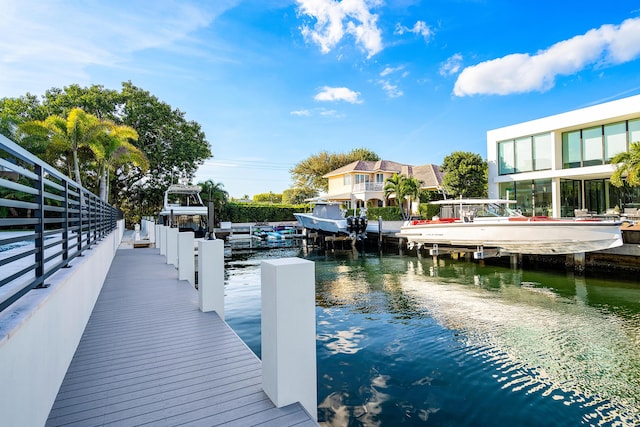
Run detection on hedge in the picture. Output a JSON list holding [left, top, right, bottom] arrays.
[[221, 202, 309, 222]]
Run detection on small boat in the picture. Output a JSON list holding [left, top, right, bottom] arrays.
[[158, 184, 208, 238], [397, 199, 623, 255], [294, 202, 368, 238]]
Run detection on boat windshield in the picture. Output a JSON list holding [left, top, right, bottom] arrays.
[[476, 203, 523, 217], [440, 202, 523, 218], [312, 203, 345, 220]]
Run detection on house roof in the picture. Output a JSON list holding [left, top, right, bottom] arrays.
[[323, 160, 443, 189]]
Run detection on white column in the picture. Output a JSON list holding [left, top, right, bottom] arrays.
[[147, 221, 156, 243], [261, 258, 317, 421], [159, 225, 167, 256], [166, 227, 179, 267], [178, 231, 195, 286], [198, 239, 225, 317]]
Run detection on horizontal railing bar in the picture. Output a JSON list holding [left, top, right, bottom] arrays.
[[0, 248, 36, 268], [0, 177, 38, 196], [0, 198, 39, 210], [0, 157, 38, 180]]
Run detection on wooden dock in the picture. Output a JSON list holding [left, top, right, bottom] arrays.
[[46, 247, 317, 426]]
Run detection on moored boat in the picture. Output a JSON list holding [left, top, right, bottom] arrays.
[[294, 201, 368, 239], [397, 199, 623, 255], [157, 184, 208, 238]]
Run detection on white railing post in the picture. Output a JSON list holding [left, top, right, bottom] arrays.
[[159, 225, 166, 256], [166, 227, 178, 267], [178, 231, 195, 287], [198, 239, 225, 317], [261, 258, 317, 421]]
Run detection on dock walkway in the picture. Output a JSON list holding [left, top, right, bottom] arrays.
[[46, 246, 317, 426]]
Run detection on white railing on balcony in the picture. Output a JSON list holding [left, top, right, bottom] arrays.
[[353, 182, 384, 192]]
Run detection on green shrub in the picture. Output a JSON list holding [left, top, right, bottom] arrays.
[[221, 202, 309, 222], [418, 203, 440, 219]]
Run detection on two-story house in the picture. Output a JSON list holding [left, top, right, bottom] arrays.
[[322, 160, 443, 211]]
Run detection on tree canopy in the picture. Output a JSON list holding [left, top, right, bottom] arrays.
[[0, 82, 212, 216], [440, 151, 487, 198], [289, 147, 380, 194], [611, 141, 640, 187], [384, 173, 423, 219]]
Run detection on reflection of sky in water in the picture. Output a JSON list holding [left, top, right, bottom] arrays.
[[317, 322, 363, 354], [225, 250, 640, 426]]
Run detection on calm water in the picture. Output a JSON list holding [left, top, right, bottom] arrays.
[[224, 247, 640, 426]]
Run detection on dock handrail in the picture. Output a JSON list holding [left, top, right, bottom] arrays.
[[0, 133, 121, 313]]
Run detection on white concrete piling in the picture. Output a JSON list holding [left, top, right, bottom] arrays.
[[198, 239, 225, 317], [159, 225, 167, 256], [261, 258, 317, 421], [166, 227, 178, 267], [178, 231, 195, 287]]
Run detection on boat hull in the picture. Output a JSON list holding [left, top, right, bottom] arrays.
[[398, 220, 623, 254], [293, 213, 348, 235]]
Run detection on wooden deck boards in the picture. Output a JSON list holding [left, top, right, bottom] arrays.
[[46, 248, 317, 427]]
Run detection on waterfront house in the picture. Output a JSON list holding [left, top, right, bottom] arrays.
[[322, 159, 443, 212], [487, 94, 640, 217]]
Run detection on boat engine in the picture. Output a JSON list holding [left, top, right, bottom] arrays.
[[347, 215, 368, 234]]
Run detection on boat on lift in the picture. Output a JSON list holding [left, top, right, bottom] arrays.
[[397, 199, 623, 255], [293, 201, 368, 239], [157, 183, 208, 238]]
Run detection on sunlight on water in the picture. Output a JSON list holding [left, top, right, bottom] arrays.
[[401, 258, 640, 425], [223, 249, 640, 426]]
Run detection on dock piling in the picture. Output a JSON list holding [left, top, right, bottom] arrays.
[[198, 239, 225, 317], [261, 258, 317, 421]]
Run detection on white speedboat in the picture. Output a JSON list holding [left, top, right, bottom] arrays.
[[158, 184, 208, 238], [397, 199, 623, 255], [294, 202, 368, 238]]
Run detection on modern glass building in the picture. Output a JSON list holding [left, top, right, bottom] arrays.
[[487, 94, 640, 217]]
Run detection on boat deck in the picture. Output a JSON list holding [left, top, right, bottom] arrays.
[[46, 247, 317, 426]]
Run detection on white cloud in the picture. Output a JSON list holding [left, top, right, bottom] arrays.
[[380, 65, 405, 77], [0, 1, 235, 97], [394, 20, 433, 42], [439, 53, 463, 76], [291, 109, 312, 116], [377, 80, 403, 98], [296, 0, 383, 58], [314, 86, 363, 103], [454, 17, 640, 96]]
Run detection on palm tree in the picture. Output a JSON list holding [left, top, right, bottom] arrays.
[[20, 108, 107, 187], [384, 173, 408, 218], [401, 176, 423, 218], [96, 123, 148, 202], [198, 180, 229, 224], [611, 141, 640, 187]]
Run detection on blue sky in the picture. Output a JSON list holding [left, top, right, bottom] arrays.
[[2, 1, 640, 198]]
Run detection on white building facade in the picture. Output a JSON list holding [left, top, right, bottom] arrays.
[[487, 94, 640, 218]]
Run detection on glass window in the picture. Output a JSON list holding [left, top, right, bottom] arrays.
[[562, 131, 581, 168], [533, 133, 552, 170], [499, 182, 516, 201], [582, 126, 603, 166], [604, 122, 627, 161], [498, 141, 515, 174], [355, 174, 369, 184], [630, 118, 640, 145], [515, 137, 533, 172], [560, 179, 582, 217], [375, 173, 384, 183]]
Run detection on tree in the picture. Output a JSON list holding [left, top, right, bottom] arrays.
[[611, 141, 640, 187], [2, 83, 212, 213], [384, 173, 423, 219], [96, 123, 148, 202], [199, 180, 229, 224], [282, 187, 317, 204], [440, 151, 487, 198], [290, 147, 380, 193], [254, 192, 282, 204], [19, 108, 108, 186]]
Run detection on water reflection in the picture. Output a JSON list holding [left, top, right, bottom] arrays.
[[224, 249, 640, 426]]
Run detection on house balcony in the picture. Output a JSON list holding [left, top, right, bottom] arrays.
[[353, 182, 384, 192]]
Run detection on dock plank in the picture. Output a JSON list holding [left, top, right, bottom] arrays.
[[46, 248, 316, 427]]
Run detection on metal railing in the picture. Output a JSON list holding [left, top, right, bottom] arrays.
[[0, 134, 121, 313], [353, 182, 384, 192]]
